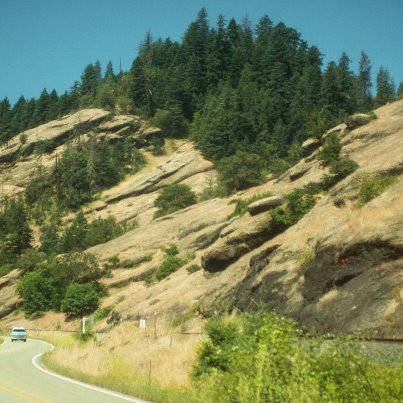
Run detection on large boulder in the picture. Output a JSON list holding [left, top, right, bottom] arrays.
[[247, 196, 284, 215], [98, 115, 141, 133], [202, 214, 273, 272], [105, 143, 213, 203], [344, 113, 372, 130], [300, 138, 321, 157]]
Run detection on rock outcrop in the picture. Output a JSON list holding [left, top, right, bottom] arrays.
[[247, 196, 284, 215], [344, 113, 372, 130], [1, 101, 403, 338]]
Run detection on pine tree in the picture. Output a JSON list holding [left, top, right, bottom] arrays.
[[376, 66, 395, 106], [397, 82, 403, 100], [104, 60, 115, 80], [10, 96, 28, 136], [60, 211, 88, 252], [336, 52, 357, 117], [356, 51, 373, 112], [0, 97, 12, 143], [0, 201, 32, 261], [30, 88, 50, 127]]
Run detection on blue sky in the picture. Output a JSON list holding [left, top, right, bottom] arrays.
[[1, 0, 402, 105]]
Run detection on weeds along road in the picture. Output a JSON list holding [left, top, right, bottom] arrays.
[[0, 337, 146, 403]]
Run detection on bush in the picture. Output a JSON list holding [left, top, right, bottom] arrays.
[[227, 192, 272, 220], [17, 252, 102, 315], [329, 157, 359, 178], [154, 184, 197, 218], [217, 151, 265, 194], [271, 188, 315, 232], [192, 311, 403, 402], [149, 106, 189, 138], [61, 283, 100, 317], [17, 270, 54, 315], [318, 132, 341, 165], [16, 249, 47, 273], [268, 158, 291, 177], [357, 173, 396, 205], [35, 139, 55, 154], [155, 244, 188, 280]]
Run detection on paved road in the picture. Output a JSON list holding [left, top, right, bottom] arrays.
[[0, 337, 146, 403]]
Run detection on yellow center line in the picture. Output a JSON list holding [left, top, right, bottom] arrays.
[[0, 378, 53, 403]]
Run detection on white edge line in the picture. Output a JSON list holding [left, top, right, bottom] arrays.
[[31, 339, 147, 403]]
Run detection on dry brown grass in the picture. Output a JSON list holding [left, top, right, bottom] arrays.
[[35, 318, 203, 389]]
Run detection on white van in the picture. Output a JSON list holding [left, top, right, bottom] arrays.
[[11, 327, 27, 342]]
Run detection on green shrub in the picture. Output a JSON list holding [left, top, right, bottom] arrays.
[[106, 255, 120, 269], [16, 249, 47, 273], [329, 157, 359, 178], [357, 173, 396, 205], [149, 106, 189, 138], [227, 191, 273, 220], [217, 151, 265, 195], [19, 133, 27, 145], [95, 304, 115, 321], [192, 311, 403, 403], [271, 188, 315, 232], [17, 252, 102, 315], [268, 158, 291, 177], [187, 264, 202, 274], [0, 263, 15, 277], [154, 184, 197, 218], [155, 244, 188, 281], [318, 132, 341, 165], [35, 139, 55, 154], [74, 328, 96, 342], [61, 283, 100, 317]]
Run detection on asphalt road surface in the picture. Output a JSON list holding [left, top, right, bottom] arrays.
[[0, 337, 146, 403]]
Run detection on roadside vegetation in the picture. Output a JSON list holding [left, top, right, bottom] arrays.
[[38, 310, 402, 403]]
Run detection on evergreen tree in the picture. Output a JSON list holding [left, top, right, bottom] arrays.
[[60, 211, 88, 252], [40, 222, 60, 254], [0, 201, 32, 263], [104, 60, 115, 80], [80, 63, 101, 106], [59, 145, 91, 208], [130, 31, 156, 115], [356, 51, 373, 112], [397, 82, 403, 100], [376, 66, 395, 106], [321, 61, 340, 120], [10, 96, 28, 136], [336, 52, 357, 117], [47, 89, 59, 120], [183, 8, 210, 97], [0, 97, 12, 143]]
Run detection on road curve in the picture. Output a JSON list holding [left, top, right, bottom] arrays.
[[0, 337, 147, 403]]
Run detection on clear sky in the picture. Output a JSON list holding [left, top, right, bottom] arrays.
[[1, 0, 402, 105]]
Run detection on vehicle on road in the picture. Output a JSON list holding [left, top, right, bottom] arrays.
[[11, 327, 27, 342]]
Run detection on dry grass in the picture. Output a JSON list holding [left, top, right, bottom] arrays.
[[34, 319, 204, 401]]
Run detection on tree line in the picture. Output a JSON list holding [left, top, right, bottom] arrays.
[[0, 8, 401, 152]]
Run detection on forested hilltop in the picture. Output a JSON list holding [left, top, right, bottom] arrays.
[[1, 8, 401, 166]]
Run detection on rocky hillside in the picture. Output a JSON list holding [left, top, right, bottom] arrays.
[[1, 101, 402, 338]]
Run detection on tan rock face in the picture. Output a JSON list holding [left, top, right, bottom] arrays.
[[344, 113, 372, 130], [104, 143, 213, 203], [247, 196, 284, 215], [1, 101, 403, 338], [0, 270, 21, 319]]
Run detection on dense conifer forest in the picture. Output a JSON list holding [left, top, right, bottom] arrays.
[[0, 8, 401, 159]]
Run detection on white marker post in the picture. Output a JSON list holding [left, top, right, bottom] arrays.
[[82, 317, 87, 334]]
